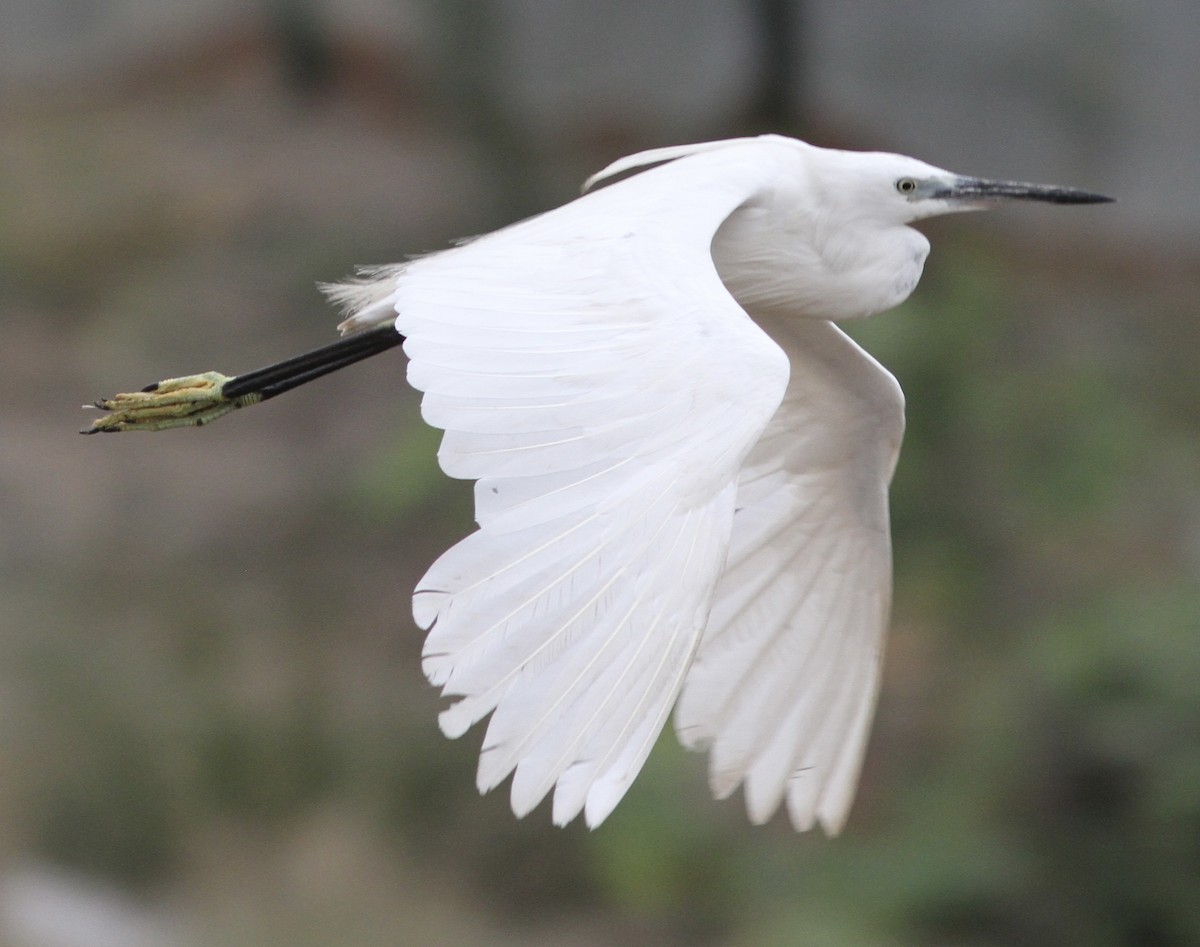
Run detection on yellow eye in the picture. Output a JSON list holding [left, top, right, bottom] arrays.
[[895, 177, 918, 195]]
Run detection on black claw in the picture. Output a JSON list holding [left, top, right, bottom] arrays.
[[141, 382, 160, 393]]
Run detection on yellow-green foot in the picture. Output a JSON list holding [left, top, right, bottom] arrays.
[[83, 372, 260, 433]]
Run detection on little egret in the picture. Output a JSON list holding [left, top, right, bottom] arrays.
[[86, 135, 1110, 833]]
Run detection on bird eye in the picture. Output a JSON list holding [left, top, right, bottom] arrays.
[[895, 177, 919, 195]]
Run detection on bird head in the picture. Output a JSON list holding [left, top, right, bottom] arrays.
[[800, 145, 1112, 228]]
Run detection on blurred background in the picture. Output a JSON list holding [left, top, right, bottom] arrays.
[[2, 1, 1198, 944]]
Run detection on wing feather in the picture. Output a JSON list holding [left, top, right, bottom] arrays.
[[353, 142, 796, 826], [676, 318, 903, 834]]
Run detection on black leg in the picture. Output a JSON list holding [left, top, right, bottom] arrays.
[[83, 324, 405, 433]]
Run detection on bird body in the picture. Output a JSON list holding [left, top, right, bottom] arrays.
[[328, 134, 1074, 833], [89, 135, 1109, 833]]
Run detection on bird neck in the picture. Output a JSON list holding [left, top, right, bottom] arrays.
[[713, 208, 930, 322]]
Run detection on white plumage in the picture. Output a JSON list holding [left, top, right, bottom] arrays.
[[324, 134, 1107, 832]]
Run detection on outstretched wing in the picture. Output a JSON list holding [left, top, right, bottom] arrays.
[[675, 317, 904, 835], [380, 143, 792, 827]]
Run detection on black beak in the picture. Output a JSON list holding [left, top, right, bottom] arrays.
[[942, 177, 1114, 206]]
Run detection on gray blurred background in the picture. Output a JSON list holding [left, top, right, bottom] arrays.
[[2, 1, 1198, 945]]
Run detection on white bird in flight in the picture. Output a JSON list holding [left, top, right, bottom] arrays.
[[86, 135, 1110, 833]]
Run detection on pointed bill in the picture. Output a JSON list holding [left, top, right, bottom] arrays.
[[940, 176, 1114, 206]]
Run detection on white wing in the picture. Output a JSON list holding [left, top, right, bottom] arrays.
[[675, 317, 904, 835], [383, 142, 793, 827]]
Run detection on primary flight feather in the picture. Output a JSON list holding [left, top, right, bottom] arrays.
[[86, 134, 1110, 833]]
